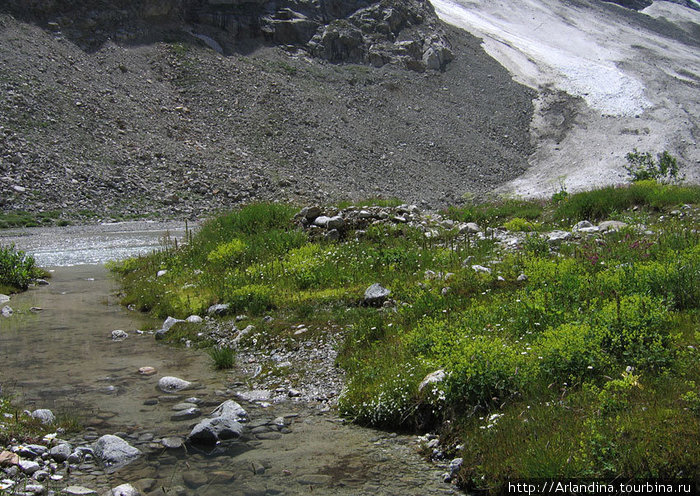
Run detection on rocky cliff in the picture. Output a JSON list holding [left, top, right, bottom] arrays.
[[3, 0, 453, 72]]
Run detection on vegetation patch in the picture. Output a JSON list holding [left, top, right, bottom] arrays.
[[0, 244, 45, 293], [112, 184, 700, 492]]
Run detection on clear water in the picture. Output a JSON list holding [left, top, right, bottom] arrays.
[[0, 225, 458, 495]]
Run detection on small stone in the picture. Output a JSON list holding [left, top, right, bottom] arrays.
[[20, 460, 41, 474], [92, 435, 140, 468], [111, 330, 128, 341], [0, 451, 20, 466], [182, 471, 208, 489], [33, 470, 49, 482], [185, 315, 202, 323], [171, 402, 198, 411], [138, 367, 157, 376], [31, 409, 55, 424], [156, 270, 168, 277], [207, 303, 231, 316], [161, 437, 184, 449], [547, 230, 571, 242], [63, 486, 97, 495], [1, 306, 13, 317], [50, 444, 72, 463], [25, 483, 45, 494], [598, 220, 628, 232], [471, 265, 491, 274], [170, 407, 201, 421], [363, 283, 390, 306], [157, 377, 192, 393], [287, 389, 302, 398], [0, 294, 9, 304], [460, 222, 481, 234], [517, 273, 528, 282]]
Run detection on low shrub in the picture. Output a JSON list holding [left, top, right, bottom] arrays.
[[0, 244, 41, 291]]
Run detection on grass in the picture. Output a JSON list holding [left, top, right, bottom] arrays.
[[111, 183, 700, 492], [0, 210, 66, 229], [0, 396, 82, 446], [208, 346, 236, 369]]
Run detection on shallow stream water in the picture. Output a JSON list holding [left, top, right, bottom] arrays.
[[0, 223, 458, 495]]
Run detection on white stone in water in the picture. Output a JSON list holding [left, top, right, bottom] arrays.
[[111, 330, 128, 341], [93, 435, 140, 468], [112, 483, 140, 496], [63, 486, 98, 495], [158, 376, 192, 393]]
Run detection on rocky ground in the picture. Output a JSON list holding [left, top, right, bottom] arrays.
[[0, 0, 534, 222]]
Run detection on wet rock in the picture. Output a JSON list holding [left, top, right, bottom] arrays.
[[63, 487, 97, 495], [172, 402, 198, 411], [33, 470, 49, 482], [449, 457, 463, 478], [1, 305, 13, 317], [19, 444, 48, 457], [31, 409, 55, 424], [235, 390, 272, 403], [111, 330, 128, 341], [182, 471, 208, 489], [161, 437, 184, 449], [93, 435, 141, 468], [187, 400, 247, 445], [142, 399, 158, 406], [170, 407, 201, 421], [19, 460, 41, 475], [138, 367, 157, 376], [24, 484, 45, 494], [157, 377, 192, 393], [111, 483, 140, 496], [363, 283, 390, 306], [133, 479, 156, 493]]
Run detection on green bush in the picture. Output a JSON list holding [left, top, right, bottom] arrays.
[[0, 244, 41, 291], [207, 238, 247, 266], [504, 217, 537, 232], [535, 323, 607, 381], [223, 284, 274, 315], [208, 346, 236, 369]]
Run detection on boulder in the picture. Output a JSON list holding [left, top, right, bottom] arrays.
[[363, 283, 390, 306], [186, 315, 202, 323], [187, 400, 247, 445], [460, 222, 482, 234], [1, 305, 13, 317], [547, 230, 571, 242], [158, 376, 192, 393], [31, 409, 55, 424], [299, 206, 322, 220], [93, 435, 141, 468], [598, 220, 628, 232]]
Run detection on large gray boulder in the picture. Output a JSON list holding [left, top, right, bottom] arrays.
[[187, 400, 247, 445], [93, 435, 141, 468], [363, 283, 390, 306]]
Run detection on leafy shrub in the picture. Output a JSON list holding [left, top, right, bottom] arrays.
[[503, 217, 537, 232], [535, 323, 607, 381], [207, 239, 247, 266], [624, 149, 682, 183], [0, 244, 41, 291], [223, 284, 274, 315]]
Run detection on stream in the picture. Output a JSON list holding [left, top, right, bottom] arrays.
[[0, 222, 458, 495]]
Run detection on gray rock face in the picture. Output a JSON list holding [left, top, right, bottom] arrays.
[[93, 435, 141, 468], [31, 409, 55, 424], [363, 283, 390, 306], [158, 376, 192, 393], [187, 400, 247, 445]]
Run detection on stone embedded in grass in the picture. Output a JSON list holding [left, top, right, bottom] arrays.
[[1, 306, 12, 317], [155, 316, 185, 339], [364, 283, 390, 306], [157, 376, 193, 393], [460, 222, 482, 234], [207, 303, 231, 316], [598, 220, 628, 232], [0, 294, 9, 304], [471, 265, 491, 274], [547, 230, 571, 242], [31, 409, 55, 424], [418, 369, 447, 391], [186, 315, 203, 323]]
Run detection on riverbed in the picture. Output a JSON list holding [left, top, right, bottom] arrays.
[[0, 223, 458, 495]]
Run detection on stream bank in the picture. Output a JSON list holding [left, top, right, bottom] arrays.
[[0, 224, 460, 495]]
